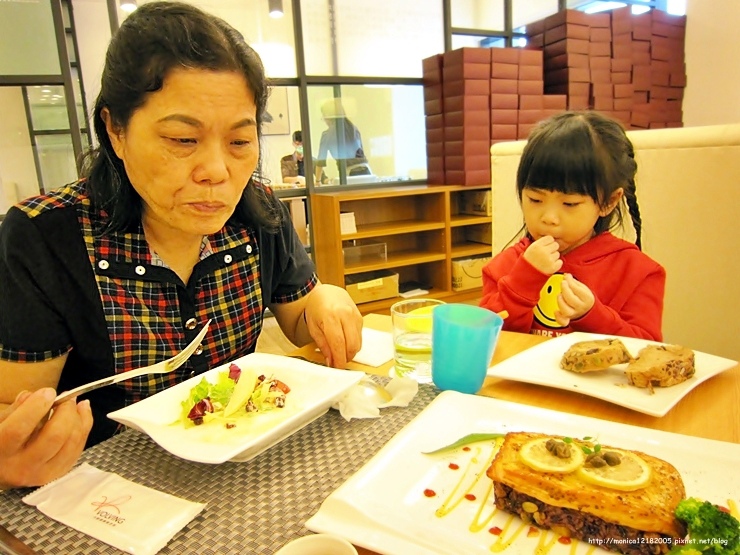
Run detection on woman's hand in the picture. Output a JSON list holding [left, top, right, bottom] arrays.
[[0, 388, 92, 490], [304, 284, 363, 368], [523, 236, 563, 275], [555, 273, 595, 327]]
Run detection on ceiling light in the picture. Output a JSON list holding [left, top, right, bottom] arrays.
[[120, 0, 137, 13], [268, 0, 284, 18]]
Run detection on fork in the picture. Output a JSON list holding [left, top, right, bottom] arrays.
[[52, 319, 211, 407]]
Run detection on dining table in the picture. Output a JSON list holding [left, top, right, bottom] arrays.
[[0, 313, 738, 555]]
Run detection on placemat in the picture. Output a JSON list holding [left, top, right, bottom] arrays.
[[0, 379, 439, 555]]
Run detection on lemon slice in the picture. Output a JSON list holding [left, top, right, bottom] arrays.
[[405, 305, 437, 333], [519, 437, 585, 473], [576, 449, 652, 491]]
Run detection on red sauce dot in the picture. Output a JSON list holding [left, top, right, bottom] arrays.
[[464, 493, 476, 501], [448, 463, 460, 470], [527, 526, 539, 537], [557, 537, 572, 545], [462, 446, 471, 451], [489, 526, 502, 535], [423, 489, 436, 498]]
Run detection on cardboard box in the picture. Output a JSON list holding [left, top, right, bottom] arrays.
[[345, 270, 399, 304], [459, 190, 491, 216], [465, 223, 493, 245], [452, 256, 492, 291]]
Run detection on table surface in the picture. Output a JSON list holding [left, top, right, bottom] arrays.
[[309, 313, 739, 445], [1, 314, 737, 555]]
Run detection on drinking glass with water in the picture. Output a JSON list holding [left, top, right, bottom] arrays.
[[390, 298, 445, 383]]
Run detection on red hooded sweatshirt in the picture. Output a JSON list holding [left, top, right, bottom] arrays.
[[480, 232, 665, 340]]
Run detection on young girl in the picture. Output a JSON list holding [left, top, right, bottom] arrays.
[[480, 111, 665, 340]]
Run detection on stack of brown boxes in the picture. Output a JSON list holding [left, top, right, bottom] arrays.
[[423, 46, 569, 185], [499, 48, 568, 141], [442, 48, 491, 186], [610, 7, 686, 128], [423, 54, 445, 184], [527, 7, 686, 129]]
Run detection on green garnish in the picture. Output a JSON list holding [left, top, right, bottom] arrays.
[[563, 435, 601, 455], [422, 433, 505, 455]]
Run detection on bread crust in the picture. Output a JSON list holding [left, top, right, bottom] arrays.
[[487, 431, 686, 537], [560, 339, 633, 373], [625, 344, 695, 388]]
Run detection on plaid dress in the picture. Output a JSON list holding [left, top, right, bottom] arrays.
[[0, 181, 316, 445]]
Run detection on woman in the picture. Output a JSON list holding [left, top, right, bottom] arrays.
[[0, 2, 362, 488], [314, 98, 371, 183]]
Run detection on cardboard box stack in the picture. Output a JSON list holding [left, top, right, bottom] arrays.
[[442, 48, 491, 186], [529, 8, 686, 129], [423, 46, 568, 185], [423, 54, 446, 184]]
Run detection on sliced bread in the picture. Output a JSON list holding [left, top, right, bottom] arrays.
[[560, 338, 633, 373], [625, 344, 695, 389]]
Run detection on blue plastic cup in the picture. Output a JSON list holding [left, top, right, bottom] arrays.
[[431, 304, 503, 394]]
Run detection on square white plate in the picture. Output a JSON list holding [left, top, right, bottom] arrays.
[[307, 391, 740, 555], [108, 352, 364, 464], [485, 332, 737, 417]]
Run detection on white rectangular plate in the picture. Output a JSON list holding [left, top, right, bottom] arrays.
[[486, 332, 737, 417], [307, 391, 740, 555], [108, 352, 364, 464]]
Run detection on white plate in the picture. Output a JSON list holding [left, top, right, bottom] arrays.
[[108, 352, 364, 464], [307, 391, 740, 555], [485, 332, 737, 417]]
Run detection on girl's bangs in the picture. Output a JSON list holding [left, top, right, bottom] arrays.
[[521, 125, 607, 199]]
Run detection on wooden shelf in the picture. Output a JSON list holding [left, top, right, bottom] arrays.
[[451, 242, 493, 259], [342, 219, 445, 240], [311, 184, 492, 307]]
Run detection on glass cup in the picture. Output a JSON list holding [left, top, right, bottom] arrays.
[[390, 298, 446, 383], [431, 304, 504, 394]]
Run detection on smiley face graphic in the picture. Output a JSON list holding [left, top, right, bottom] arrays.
[[533, 273, 566, 329]]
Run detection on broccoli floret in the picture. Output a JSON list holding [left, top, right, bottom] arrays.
[[670, 497, 740, 554]]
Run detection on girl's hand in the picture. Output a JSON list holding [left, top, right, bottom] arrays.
[[523, 236, 563, 275], [555, 273, 595, 326]]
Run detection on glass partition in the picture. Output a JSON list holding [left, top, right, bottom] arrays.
[[306, 85, 426, 187], [451, 0, 505, 31], [0, 1, 60, 75], [302, 0, 443, 77]]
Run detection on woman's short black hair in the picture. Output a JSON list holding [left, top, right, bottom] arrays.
[[82, 1, 281, 233], [517, 111, 644, 248]]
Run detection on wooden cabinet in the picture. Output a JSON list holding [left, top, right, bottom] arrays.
[[311, 184, 493, 313]]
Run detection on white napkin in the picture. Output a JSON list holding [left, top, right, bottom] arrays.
[[351, 327, 395, 367], [23, 463, 205, 555], [333, 376, 418, 421]]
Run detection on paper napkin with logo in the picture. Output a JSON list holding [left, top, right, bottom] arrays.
[[23, 463, 205, 555]]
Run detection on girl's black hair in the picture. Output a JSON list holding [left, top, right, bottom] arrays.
[[516, 111, 643, 249], [81, 1, 281, 234]]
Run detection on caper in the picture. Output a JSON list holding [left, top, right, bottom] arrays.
[[545, 439, 572, 459], [603, 451, 621, 466], [585, 453, 607, 467]]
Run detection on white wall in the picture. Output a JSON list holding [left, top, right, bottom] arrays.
[[682, 0, 740, 126]]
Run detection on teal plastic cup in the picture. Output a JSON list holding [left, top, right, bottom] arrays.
[[431, 304, 503, 394]]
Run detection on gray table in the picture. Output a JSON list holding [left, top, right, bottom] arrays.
[[0, 381, 438, 554]]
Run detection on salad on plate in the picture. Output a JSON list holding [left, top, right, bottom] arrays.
[[180, 362, 291, 429]]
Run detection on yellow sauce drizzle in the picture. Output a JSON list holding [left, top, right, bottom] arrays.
[[469, 481, 498, 533], [534, 530, 558, 555], [435, 446, 483, 517], [569, 541, 579, 555], [584, 546, 597, 555], [490, 515, 528, 552]]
